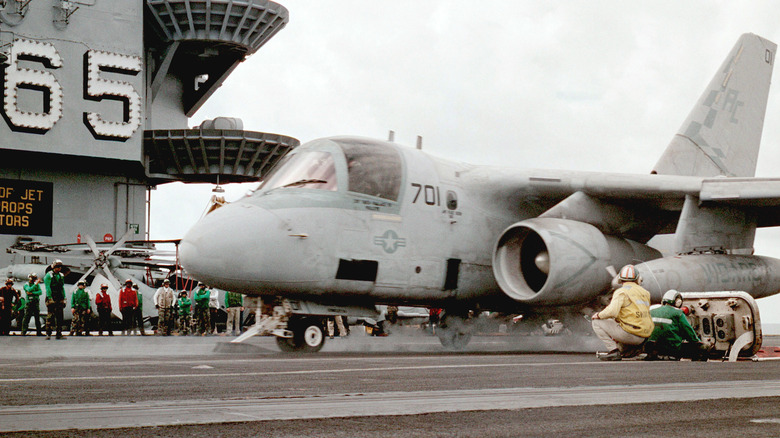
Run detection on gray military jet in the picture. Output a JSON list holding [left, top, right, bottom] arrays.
[[180, 33, 780, 352]]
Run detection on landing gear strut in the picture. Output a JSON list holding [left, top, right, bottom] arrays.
[[232, 298, 379, 353], [437, 311, 473, 350]]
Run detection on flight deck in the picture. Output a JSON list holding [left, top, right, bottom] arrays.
[[0, 332, 779, 436]]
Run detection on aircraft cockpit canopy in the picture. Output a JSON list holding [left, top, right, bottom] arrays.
[[258, 150, 339, 191], [257, 138, 402, 202], [340, 139, 402, 201]]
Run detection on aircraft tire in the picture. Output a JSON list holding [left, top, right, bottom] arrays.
[[275, 336, 299, 352], [437, 312, 472, 350], [437, 329, 472, 350], [278, 317, 326, 353]]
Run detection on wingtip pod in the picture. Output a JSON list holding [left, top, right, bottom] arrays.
[[653, 33, 776, 178]]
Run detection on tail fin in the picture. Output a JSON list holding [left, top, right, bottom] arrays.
[[653, 33, 776, 177]]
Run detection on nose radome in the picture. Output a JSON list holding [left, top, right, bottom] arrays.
[[180, 203, 283, 289]]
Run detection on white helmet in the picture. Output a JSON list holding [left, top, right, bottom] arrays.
[[618, 264, 639, 282], [662, 289, 682, 307]]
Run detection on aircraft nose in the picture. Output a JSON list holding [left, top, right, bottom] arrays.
[[180, 203, 286, 290]]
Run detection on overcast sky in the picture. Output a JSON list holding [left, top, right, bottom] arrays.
[[149, 1, 780, 322]]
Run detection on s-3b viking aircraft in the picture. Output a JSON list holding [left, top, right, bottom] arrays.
[[181, 33, 780, 352]]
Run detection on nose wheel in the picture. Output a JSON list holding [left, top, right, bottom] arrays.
[[276, 317, 326, 353]]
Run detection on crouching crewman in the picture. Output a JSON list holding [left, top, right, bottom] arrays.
[[645, 290, 707, 361], [591, 264, 654, 361]]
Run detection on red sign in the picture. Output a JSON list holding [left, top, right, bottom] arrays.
[[103, 233, 113, 242]]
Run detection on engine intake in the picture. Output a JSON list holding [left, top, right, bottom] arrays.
[[493, 218, 660, 305]]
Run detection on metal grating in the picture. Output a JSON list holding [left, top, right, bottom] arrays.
[[145, 0, 289, 54], [143, 128, 299, 184]]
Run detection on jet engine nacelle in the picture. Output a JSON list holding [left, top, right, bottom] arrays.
[[493, 218, 661, 305], [637, 254, 780, 302]]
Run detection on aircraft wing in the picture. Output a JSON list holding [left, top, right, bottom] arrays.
[[700, 177, 780, 206], [699, 177, 780, 228], [514, 172, 780, 248]]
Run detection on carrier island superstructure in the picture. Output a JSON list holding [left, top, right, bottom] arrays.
[[0, 0, 298, 269]]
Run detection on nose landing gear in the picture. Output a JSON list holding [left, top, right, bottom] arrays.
[[276, 316, 326, 353]]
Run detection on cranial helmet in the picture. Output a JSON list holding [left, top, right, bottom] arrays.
[[662, 289, 683, 307], [618, 264, 639, 282], [28, 273, 37, 279], [77, 280, 87, 286], [100, 284, 108, 289]]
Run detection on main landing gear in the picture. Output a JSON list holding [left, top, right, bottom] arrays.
[[436, 311, 473, 350]]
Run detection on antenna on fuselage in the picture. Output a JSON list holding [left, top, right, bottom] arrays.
[[388, 130, 395, 142], [416, 136, 423, 150]]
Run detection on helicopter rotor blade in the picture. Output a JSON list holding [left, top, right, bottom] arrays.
[[83, 234, 100, 258], [105, 229, 134, 257], [101, 265, 122, 290]]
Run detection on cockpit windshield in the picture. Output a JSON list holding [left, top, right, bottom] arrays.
[[258, 151, 338, 192], [339, 140, 402, 201]]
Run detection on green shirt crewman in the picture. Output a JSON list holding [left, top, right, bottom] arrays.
[[70, 281, 92, 336], [193, 284, 211, 335], [12, 295, 25, 331], [43, 260, 66, 339], [177, 292, 192, 335], [647, 290, 704, 360], [224, 291, 244, 336], [132, 284, 147, 335], [22, 273, 43, 335]]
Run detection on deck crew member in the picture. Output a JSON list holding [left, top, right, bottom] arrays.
[[177, 291, 192, 336], [22, 273, 42, 336], [132, 284, 147, 335], [154, 279, 176, 335], [0, 278, 18, 335], [591, 264, 654, 361], [646, 290, 706, 360], [95, 284, 113, 336], [224, 290, 244, 336], [193, 283, 211, 336], [119, 279, 138, 335], [44, 260, 67, 340], [70, 280, 92, 336]]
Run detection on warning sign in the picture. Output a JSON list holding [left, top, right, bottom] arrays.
[[0, 179, 53, 236]]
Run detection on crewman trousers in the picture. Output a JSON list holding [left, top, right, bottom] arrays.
[[226, 307, 241, 335], [591, 318, 646, 351], [120, 307, 134, 334]]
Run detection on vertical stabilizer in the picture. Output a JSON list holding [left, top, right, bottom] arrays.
[[653, 33, 776, 177]]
